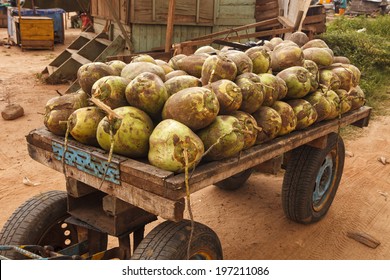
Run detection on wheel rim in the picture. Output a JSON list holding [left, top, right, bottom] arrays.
[[38, 218, 79, 252], [189, 251, 214, 260], [312, 151, 337, 211]]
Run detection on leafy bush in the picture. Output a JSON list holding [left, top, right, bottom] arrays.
[[318, 16, 390, 115]]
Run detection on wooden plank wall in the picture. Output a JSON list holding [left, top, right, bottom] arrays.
[[255, 0, 279, 22], [131, 24, 212, 53], [216, 0, 256, 26], [91, 0, 128, 22], [132, 0, 214, 25]]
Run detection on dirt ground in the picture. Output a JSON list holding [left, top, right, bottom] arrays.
[[0, 26, 390, 260]]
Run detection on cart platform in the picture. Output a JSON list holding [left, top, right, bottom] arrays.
[[26, 106, 371, 222]]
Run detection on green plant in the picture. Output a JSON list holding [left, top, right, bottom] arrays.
[[319, 16, 390, 116]]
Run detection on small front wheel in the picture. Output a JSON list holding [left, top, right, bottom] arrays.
[[282, 133, 345, 224], [131, 220, 223, 260], [0, 190, 107, 259]]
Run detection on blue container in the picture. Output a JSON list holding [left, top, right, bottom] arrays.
[[11, 8, 66, 43]]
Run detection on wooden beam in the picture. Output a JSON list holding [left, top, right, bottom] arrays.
[[104, 0, 133, 51], [165, 0, 176, 52]]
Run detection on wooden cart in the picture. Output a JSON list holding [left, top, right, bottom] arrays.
[[0, 106, 371, 260]]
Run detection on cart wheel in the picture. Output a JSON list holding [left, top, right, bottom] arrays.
[[215, 168, 254, 190], [282, 133, 345, 224], [0, 190, 107, 259], [131, 220, 223, 260]]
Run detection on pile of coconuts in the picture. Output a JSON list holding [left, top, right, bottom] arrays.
[[43, 31, 366, 174]]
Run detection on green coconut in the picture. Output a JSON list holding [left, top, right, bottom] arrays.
[[270, 45, 304, 72], [201, 53, 238, 86], [176, 53, 210, 78], [305, 90, 332, 122], [348, 86, 366, 110], [96, 106, 154, 158], [164, 75, 202, 96], [125, 72, 168, 120], [335, 89, 352, 114], [155, 59, 174, 74], [68, 106, 106, 146], [285, 99, 318, 130], [276, 66, 312, 99], [235, 76, 264, 114], [194, 45, 217, 55], [271, 101, 297, 136], [207, 79, 242, 114], [131, 54, 156, 64], [44, 90, 89, 136], [230, 111, 258, 149], [302, 39, 329, 50], [276, 75, 288, 100], [236, 72, 261, 83], [258, 73, 280, 106], [285, 31, 309, 47], [148, 119, 204, 173], [162, 87, 219, 131], [106, 60, 127, 76], [121, 62, 166, 82], [244, 46, 271, 74], [331, 64, 360, 91], [77, 62, 117, 96], [333, 56, 351, 64], [272, 40, 299, 52], [252, 106, 282, 144], [303, 59, 319, 93], [324, 90, 341, 120], [91, 76, 129, 109], [319, 69, 341, 91], [197, 115, 245, 161], [303, 47, 334, 67], [168, 54, 187, 69], [268, 37, 284, 50], [165, 70, 188, 80], [224, 50, 254, 75]]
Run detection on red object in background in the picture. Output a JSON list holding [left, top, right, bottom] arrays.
[[80, 13, 92, 31]]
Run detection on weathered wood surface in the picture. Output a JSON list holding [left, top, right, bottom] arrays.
[[27, 106, 371, 220]]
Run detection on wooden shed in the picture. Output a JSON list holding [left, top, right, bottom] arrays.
[[90, 0, 261, 53]]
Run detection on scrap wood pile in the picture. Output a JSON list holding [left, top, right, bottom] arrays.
[[43, 31, 366, 174]]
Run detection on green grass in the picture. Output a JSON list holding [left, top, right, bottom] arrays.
[[318, 15, 390, 116]]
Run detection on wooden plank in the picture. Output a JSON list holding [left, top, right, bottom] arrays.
[[302, 14, 326, 25], [174, 26, 294, 50], [178, 18, 279, 41], [277, 16, 294, 28], [27, 143, 185, 221], [256, 10, 279, 21], [165, 0, 176, 52]]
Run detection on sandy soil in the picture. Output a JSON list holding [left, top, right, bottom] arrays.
[[0, 26, 390, 260]]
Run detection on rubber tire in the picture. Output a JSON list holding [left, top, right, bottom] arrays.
[[214, 168, 254, 190], [0, 190, 107, 259], [131, 220, 223, 260], [282, 133, 345, 224]]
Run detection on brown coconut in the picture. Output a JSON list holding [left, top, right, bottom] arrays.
[[271, 101, 297, 136], [207, 79, 243, 114], [201, 53, 238, 85], [162, 87, 220, 131], [235, 76, 264, 114], [270, 45, 304, 72], [244, 46, 271, 74], [252, 106, 282, 144], [164, 75, 202, 96]]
